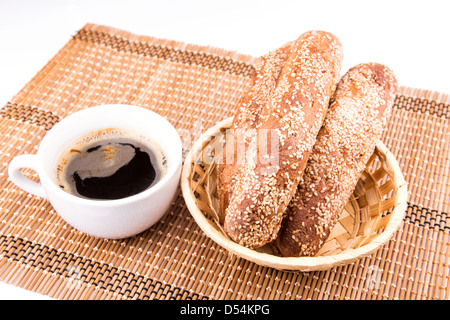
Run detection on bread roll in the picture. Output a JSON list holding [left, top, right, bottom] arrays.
[[220, 31, 344, 249], [217, 42, 292, 220], [273, 62, 398, 257]]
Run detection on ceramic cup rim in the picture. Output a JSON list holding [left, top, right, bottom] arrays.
[[37, 104, 182, 207]]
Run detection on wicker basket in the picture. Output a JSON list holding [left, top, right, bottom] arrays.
[[181, 117, 408, 271]]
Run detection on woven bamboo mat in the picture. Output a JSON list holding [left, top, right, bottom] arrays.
[[0, 23, 449, 300]]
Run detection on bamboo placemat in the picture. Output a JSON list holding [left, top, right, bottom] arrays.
[[0, 23, 448, 300]]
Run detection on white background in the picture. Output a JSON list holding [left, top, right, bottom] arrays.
[[0, 0, 449, 300]]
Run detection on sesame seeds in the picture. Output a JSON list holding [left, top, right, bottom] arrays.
[[274, 62, 398, 257], [217, 39, 292, 218], [220, 31, 344, 249]]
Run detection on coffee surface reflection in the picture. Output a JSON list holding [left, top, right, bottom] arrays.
[[56, 128, 167, 200]]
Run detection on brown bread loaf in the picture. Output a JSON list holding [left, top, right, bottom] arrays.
[[273, 62, 398, 257], [217, 41, 292, 221], [220, 31, 344, 249]]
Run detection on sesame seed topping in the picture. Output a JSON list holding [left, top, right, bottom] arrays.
[[219, 31, 344, 249], [274, 62, 398, 257]]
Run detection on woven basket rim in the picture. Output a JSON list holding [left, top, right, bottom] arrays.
[[181, 117, 408, 271]]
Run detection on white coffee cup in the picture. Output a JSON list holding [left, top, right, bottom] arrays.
[[8, 104, 182, 239]]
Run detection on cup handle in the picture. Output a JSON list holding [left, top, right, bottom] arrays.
[[8, 154, 47, 199]]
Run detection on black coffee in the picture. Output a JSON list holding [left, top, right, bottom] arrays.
[[56, 128, 167, 200]]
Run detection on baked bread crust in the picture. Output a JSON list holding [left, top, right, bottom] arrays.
[[217, 42, 292, 221], [273, 62, 398, 257], [220, 31, 344, 249]]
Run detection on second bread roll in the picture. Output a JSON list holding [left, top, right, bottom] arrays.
[[273, 62, 398, 257]]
